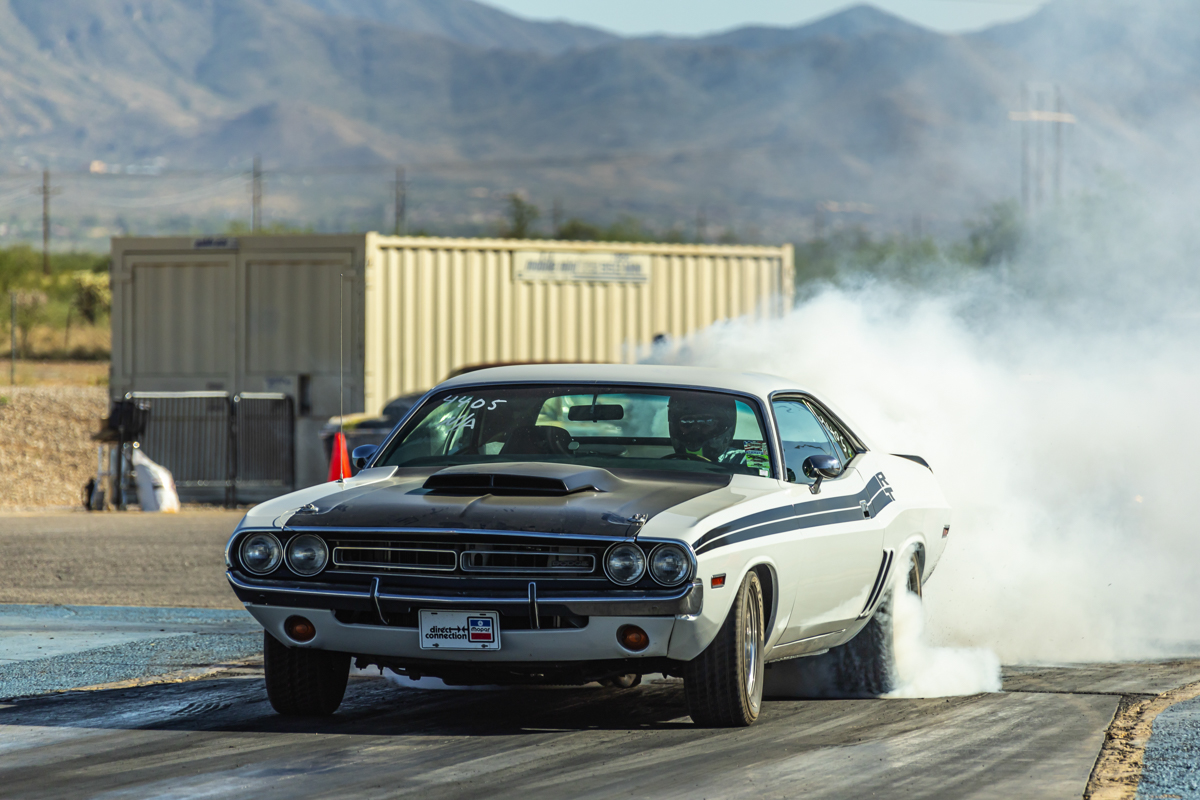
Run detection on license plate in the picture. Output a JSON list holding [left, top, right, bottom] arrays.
[[418, 610, 501, 650]]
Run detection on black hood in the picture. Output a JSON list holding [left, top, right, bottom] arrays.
[[291, 463, 729, 537]]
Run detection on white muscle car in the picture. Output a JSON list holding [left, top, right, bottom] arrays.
[[226, 364, 950, 727]]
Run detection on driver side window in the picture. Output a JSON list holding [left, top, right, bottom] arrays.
[[772, 399, 839, 483]]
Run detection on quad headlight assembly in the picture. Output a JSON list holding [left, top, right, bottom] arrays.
[[285, 533, 330, 576], [604, 541, 694, 587], [239, 532, 283, 575]]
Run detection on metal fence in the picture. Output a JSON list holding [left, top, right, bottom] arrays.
[[126, 391, 295, 507], [234, 393, 296, 498]]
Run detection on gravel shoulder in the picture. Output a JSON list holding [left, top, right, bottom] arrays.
[[0, 511, 244, 608], [1139, 692, 1200, 799], [0, 386, 108, 510]]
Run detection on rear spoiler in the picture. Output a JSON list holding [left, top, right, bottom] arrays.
[[892, 454, 931, 471]]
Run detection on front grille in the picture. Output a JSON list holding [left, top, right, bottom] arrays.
[[333, 546, 457, 572], [460, 551, 595, 574], [324, 537, 607, 579]]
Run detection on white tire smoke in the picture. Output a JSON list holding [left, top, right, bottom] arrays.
[[649, 189, 1200, 666]]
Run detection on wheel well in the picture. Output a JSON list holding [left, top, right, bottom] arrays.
[[911, 542, 926, 577], [751, 564, 775, 634]]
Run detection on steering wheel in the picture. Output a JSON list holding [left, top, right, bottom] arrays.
[[661, 452, 711, 463]]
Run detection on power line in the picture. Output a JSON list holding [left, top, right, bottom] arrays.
[[58, 174, 248, 209]]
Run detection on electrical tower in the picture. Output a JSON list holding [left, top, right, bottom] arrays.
[[1010, 84, 1076, 217]]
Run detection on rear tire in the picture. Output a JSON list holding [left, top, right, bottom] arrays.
[[684, 570, 765, 727], [263, 632, 351, 716], [829, 549, 922, 696]]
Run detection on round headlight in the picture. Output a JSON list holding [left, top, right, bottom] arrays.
[[649, 543, 691, 586], [240, 533, 282, 575], [604, 543, 646, 585], [286, 534, 329, 576]]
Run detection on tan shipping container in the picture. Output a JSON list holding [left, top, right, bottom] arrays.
[[112, 234, 793, 487]]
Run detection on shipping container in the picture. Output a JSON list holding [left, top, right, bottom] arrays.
[[111, 234, 793, 488]]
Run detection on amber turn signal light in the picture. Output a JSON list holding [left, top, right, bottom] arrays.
[[711, 574, 726, 589], [617, 624, 649, 651], [284, 615, 317, 642]]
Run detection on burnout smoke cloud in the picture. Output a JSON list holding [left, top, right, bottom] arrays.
[[650, 186, 1200, 666]]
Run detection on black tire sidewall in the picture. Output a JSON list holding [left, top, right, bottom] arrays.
[[684, 569, 766, 726]]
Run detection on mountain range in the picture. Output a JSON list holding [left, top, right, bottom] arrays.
[[0, 0, 1195, 241]]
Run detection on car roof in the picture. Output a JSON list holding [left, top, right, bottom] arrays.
[[435, 363, 807, 400]]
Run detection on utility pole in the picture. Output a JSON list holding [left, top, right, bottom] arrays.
[[393, 166, 406, 235], [9, 292, 15, 385], [252, 155, 262, 232], [551, 198, 562, 235], [33, 170, 61, 275]]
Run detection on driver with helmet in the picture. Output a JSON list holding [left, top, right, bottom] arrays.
[[667, 393, 769, 473]]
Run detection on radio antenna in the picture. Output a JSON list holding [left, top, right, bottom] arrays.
[[338, 271, 345, 486]]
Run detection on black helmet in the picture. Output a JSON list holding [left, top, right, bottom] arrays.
[[668, 393, 737, 461]]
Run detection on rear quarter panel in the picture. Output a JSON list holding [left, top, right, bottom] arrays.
[[874, 454, 952, 583]]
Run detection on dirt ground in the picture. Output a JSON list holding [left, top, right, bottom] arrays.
[[0, 511, 243, 608], [0, 359, 108, 387]]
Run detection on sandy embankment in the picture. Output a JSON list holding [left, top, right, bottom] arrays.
[[0, 386, 108, 510]]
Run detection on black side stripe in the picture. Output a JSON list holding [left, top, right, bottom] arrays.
[[859, 549, 894, 618], [694, 472, 895, 556]]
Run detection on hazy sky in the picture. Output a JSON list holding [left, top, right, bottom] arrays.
[[483, 0, 1050, 36]]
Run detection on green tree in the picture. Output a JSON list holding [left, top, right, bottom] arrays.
[[555, 217, 603, 241], [500, 194, 540, 239], [957, 201, 1023, 266]]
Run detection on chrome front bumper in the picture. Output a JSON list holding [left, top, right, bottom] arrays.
[[226, 572, 703, 618], [247, 605, 680, 662]]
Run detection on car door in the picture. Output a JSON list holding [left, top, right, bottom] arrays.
[[771, 397, 886, 646]]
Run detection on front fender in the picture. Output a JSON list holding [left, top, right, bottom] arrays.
[[666, 555, 784, 661]]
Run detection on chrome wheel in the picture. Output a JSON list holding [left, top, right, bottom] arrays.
[[906, 552, 923, 598], [744, 591, 760, 701]]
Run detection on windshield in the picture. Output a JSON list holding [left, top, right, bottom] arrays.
[[376, 384, 775, 478]]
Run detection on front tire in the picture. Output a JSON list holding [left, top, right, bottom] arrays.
[[263, 632, 351, 716], [684, 570, 765, 727]]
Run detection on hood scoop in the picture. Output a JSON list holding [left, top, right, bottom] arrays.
[[423, 463, 624, 497]]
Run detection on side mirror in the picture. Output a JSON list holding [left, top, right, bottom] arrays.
[[802, 455, 842, 495], [352, 444, 380, 471]]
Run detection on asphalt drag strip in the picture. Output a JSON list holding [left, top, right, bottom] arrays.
[[3, 601, 1200, 798], [4, 662, 1184, 800]]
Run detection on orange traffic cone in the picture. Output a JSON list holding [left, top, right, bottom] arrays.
[[328, 432, 351, 481]]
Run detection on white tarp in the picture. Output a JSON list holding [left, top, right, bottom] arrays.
[[131, 448, 180, 513]]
